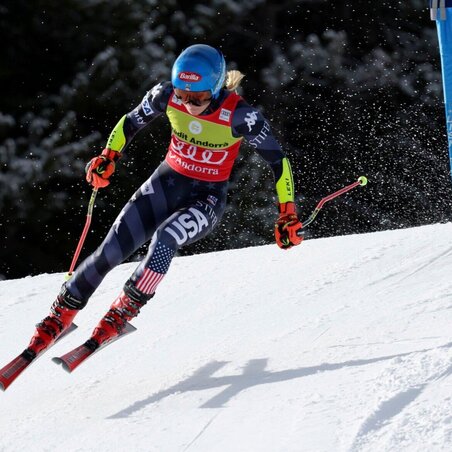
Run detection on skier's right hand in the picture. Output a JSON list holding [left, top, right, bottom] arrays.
[[275, 202, 304, 249], [85, 148, 121, 188]]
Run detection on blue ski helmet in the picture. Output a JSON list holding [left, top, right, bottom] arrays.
[[171, 44, 226, 98]]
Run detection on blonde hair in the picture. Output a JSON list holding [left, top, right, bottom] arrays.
[[225, 70, 245, 91]]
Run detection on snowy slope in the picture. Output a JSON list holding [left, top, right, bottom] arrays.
[[0, 224, 451, 452]]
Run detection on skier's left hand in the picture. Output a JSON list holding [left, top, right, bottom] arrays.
[[275, 202, 303, 249]]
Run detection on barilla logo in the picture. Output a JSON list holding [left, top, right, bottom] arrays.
[[179, 72, 202, 81]]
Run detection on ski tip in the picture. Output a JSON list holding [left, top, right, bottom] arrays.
[[51, 357, 72, 373], [67, 323, 79, 332], [123, 321, 137, 333], [0, 374, 16, 391]]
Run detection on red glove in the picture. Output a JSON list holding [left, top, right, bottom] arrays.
[[275, 202, 303, 249], [85, 148, 121, 188]]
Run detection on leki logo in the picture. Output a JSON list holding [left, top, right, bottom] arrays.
[[179, 72, 202, 81]]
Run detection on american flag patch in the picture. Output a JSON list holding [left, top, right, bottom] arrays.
[[136, 268, 164, 295], [135, 243, 175, 295]]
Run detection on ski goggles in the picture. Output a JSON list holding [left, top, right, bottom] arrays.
[[174, 89, 212, 106]]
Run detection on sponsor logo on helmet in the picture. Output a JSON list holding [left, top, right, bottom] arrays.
[[178, 72, 202, 82]]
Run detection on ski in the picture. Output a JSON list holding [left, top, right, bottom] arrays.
[[0, 323, 78, 391], [52, 321, 136, 373]]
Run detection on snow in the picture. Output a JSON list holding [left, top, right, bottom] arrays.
[[0, 223, 451, 452]]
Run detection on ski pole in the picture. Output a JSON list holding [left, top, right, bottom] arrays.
[[65, 188, 98, 280], [301, 176, 368, 229]]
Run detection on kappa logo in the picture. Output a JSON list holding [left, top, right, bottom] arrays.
[[150, 83, 163, 101], [189, 121, 202, 135], [245, 111, 258, 132], [164, 207, 209, 245]]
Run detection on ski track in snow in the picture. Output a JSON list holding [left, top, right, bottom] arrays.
[[0, 223, 451, 452], [350, 343, 452, 451]]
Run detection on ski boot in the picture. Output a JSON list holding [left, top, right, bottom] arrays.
[[26, 287, 83, 358], [87, 282, 153, 351]]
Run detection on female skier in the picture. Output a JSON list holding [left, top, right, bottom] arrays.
[[26, 44, 303, 356]]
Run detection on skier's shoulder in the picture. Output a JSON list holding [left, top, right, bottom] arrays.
[[142, 81, 173, 113], [231, 95, 267, 136]]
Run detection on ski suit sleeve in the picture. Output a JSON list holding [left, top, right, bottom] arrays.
[[232, 101, 295, 204], [104, 81, 173, 155]]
